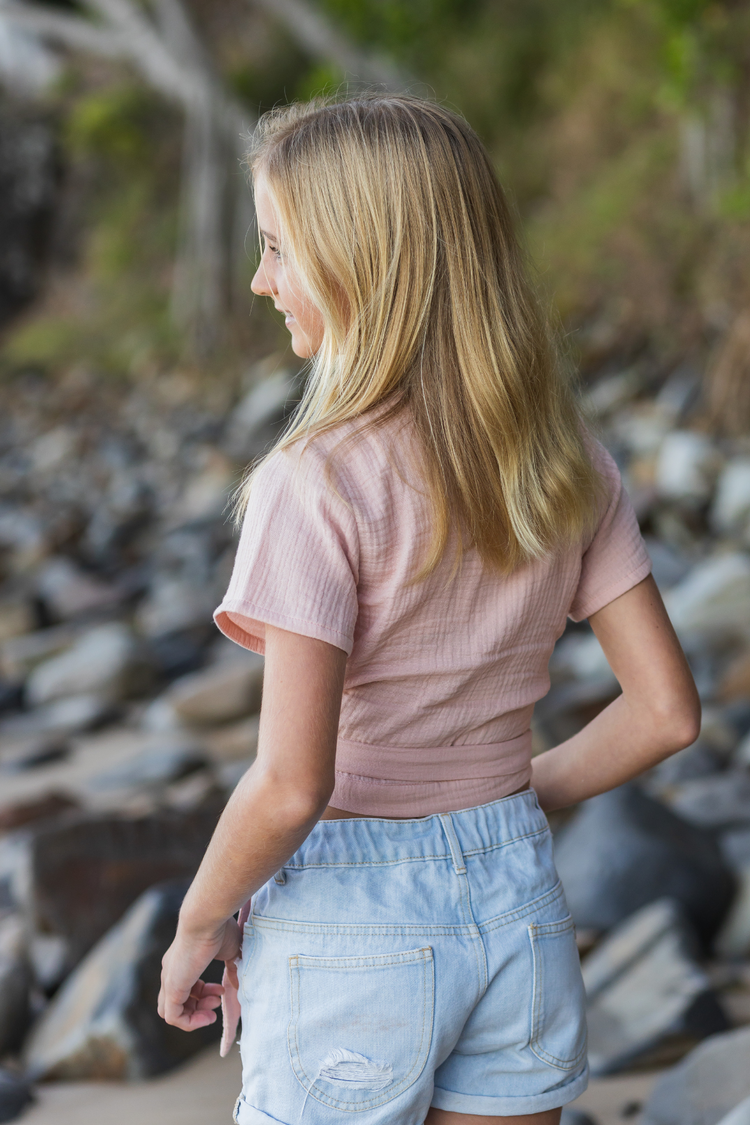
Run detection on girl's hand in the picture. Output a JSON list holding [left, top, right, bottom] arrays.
[[158, 916, 242, 1031]]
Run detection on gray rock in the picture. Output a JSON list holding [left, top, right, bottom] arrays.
[[24, 880, 221, 1081], [642, 534, 693, 590], [714, 865, 750, 958], [717, 1097, 750, 1125], [136, 575, 216, 638], [0, 694, 116, 737], [0, 1069, 33, 1123], [655, 431, 721, 504], [35, 556, 123, 620], [561, 1112, 598, 1125], [641, 1026, 750, 1125], [0, 915, 30, 1055], [583, 900, 727, 1075], [163, 652, 264, 727], [553, 784, 736, 948], [663, 553, 750, 644], [710, 459, 750, 539], [720, 828, 750, 870], [645, 741, 725, 793], [86, 738, 207, 794], [223, 366, 302, 461], [668, 771, 750, 830], [26, 623, 137, 706]]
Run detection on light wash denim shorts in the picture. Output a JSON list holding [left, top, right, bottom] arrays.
[[233, 789, 589, 1124]]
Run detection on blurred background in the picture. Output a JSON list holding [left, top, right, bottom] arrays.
[[1, 2, 750, 1123]]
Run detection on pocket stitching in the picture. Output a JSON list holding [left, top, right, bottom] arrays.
[[288, 946, 434, 1110], [528, 918, 587, 1071]]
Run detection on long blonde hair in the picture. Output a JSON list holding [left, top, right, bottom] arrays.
[[240, 93, 607, 577]]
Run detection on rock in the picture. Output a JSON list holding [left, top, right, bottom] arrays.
[[640, 1026, 750, 1125], [0, 599, 35, 646], [0, 736, 70, 773], [0, 915, 31, 1055], [26, 622, 138, 707], [655, 431, 722, 504], [711, 459, 750, 539], [642, 534, 693, 590], [717, 1097, 750, 1125], [715, 866, 750, 958], [644, 741, 725, 794], [223, 365, 302, 461], [204, 714, 260, 762], [35, 557, 123, 621], [164, 652, 264, 727], [549, 631, 615, 684], [583, 899, 728, 1075], [136, 576, 216, 638], [86, 738, 207, 794], [0, 1069, 34, 1123], [663, 553, 750, 643], [668, 771, 750, 830], [0, 792, 79, 833], [736, 729, 750, 767], [553, 784, 736, 948], [24, 880, 222, 1081], [561, 1111, 598, 1125], [721, 828, 750, 870], [1, 624, 82, 681], [0, 694, 117, 737], [23, 806, 222, 970], [171, 451, 234, 526]]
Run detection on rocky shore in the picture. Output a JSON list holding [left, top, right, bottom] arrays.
[[1, 358, 750, 1124]]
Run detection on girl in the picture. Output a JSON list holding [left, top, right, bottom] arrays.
[[158, 95, 700, 1125]]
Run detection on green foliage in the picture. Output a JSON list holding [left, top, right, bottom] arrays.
[[66, 84, 155, 165]]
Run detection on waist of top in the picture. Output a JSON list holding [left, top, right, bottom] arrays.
[[335, 730, 532, 782]]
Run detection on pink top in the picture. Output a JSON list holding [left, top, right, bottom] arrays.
[[214, 407, 652, 817]]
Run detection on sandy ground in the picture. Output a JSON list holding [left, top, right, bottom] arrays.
[[19, 1046, 662, 1125]]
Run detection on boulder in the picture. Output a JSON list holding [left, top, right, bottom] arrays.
[[668, 772, 750, 830], [663, 553, 750, 644], [223, 365, 302, 461], [561, 1112, 598, 1125], [0, 694, 117, 737], [24, 880, 222, 1081], [35, 556, 123, 621], [26, 623, 138, 706], [655, 431, 721, 504], [710, 459, 750, 539], [553, 784, 736, 948], [583, 899, 728, 1075], [164, 652, 264, 727], [0, 1070, 33, 1124], [715, 866, 750, 958], [717, 1098, 750, 1125], [0, 915, 31, 1055], [22, 806, 222, 971], [641, 1026, 750, 1125]]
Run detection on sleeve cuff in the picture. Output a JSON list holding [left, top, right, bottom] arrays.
[[568, 556, 653, 623], [214, 599, 354, 656]]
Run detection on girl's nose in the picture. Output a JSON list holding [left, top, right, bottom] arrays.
[[251, 261, 275, 298]]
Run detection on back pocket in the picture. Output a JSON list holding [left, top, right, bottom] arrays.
[[528, 916, 588, 1071], [288, 946, 434, 1111]]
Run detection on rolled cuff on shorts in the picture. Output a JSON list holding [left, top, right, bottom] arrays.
[[431, 1060, 590, 1116]]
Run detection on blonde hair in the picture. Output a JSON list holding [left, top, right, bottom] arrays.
[[240, 93, 607, 577]]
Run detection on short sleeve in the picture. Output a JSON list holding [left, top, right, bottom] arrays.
[[567, 439, 652, 622], [214, 444, 360, 655]]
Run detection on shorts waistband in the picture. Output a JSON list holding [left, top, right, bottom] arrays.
[[284, 788, 548, 869]]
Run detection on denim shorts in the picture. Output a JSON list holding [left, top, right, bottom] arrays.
[[233, 789, 589, 1124]]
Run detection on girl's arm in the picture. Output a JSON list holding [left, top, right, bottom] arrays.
[[531, 573, 702, 812], [158, 625, 347, 1031]]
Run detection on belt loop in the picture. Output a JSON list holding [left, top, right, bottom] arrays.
[[274, 869, 286, 885], [439, 813, 467, 875]]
